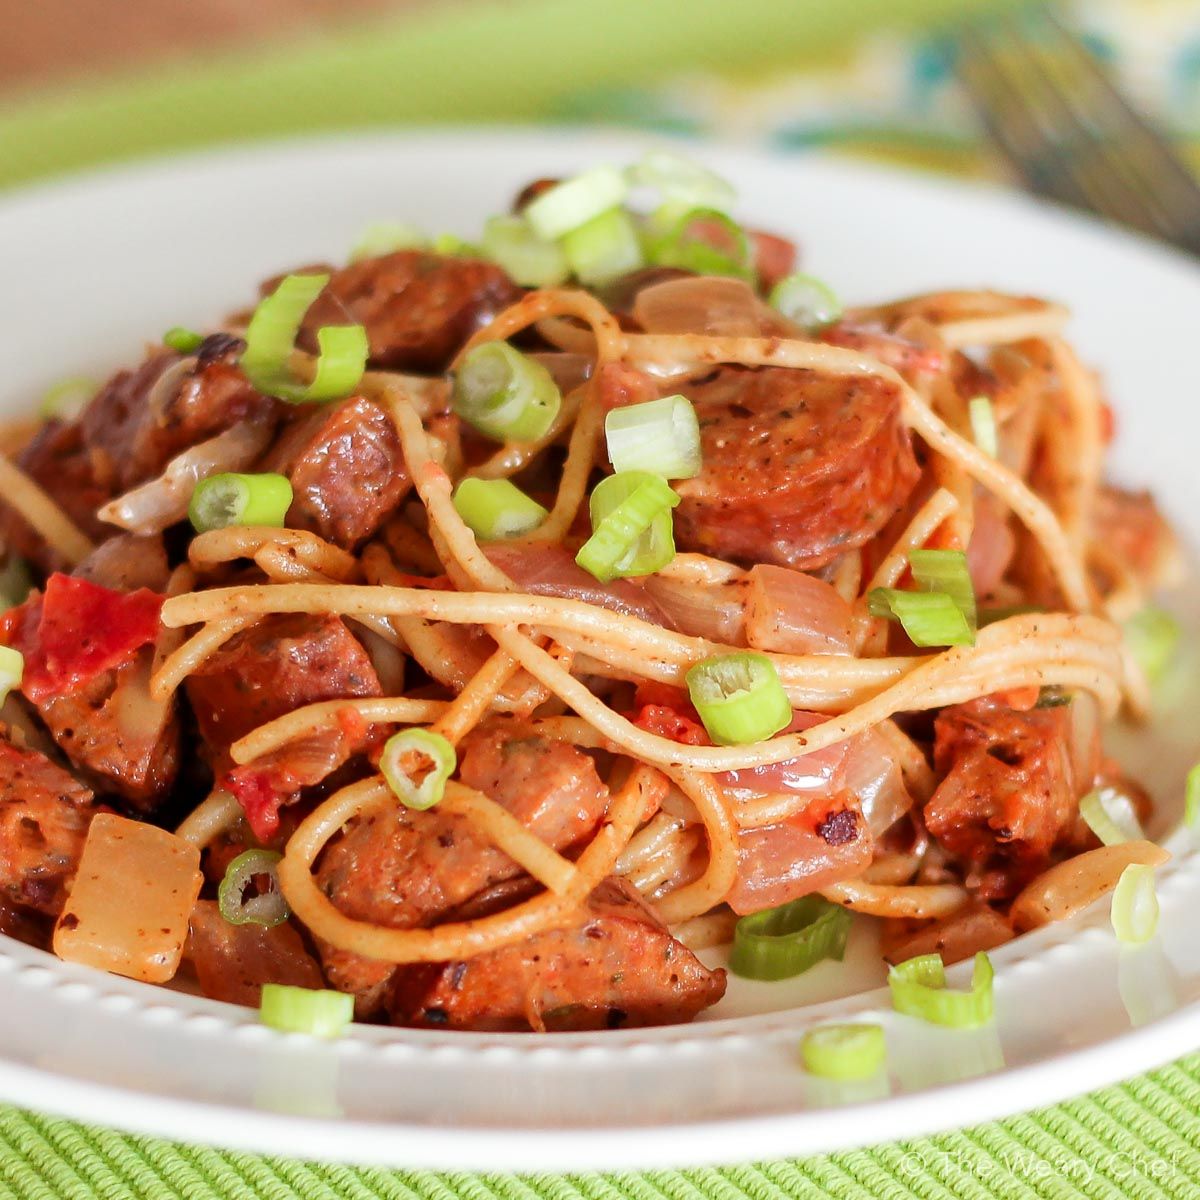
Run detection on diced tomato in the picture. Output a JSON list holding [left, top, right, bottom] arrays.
[[630, 682, 710, 746], [223, 767, 289, 843], [2, 574, 163, 703]]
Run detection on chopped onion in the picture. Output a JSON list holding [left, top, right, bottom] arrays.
[[745, 564, 854, 656], [843, 727, 913, 837], [641, 572, 746, 643], [632, 275, 790, 337], [98, 419, 275, 534]]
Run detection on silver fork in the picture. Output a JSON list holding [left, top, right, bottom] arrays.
[[954, 4, 1200, 256]]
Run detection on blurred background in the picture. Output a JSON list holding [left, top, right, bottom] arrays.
[[2, 0, 1200, 200]]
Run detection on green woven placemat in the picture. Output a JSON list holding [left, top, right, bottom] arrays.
[[1, 1053, 1199, 1199], [2, 0, 1198, 1195]]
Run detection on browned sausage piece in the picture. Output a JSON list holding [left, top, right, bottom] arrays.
[[186, 613, 382, 751], [295, 251, 522, 373], [0, 735, 95, 924], [315, 721, 610, 1015], [390, 878, 726, 1031], [673, 367, 920, 570], [925, 698, 1088, 899], [81, 337, 276, 493], [261, 396, 410, 549], [33, 647, 180, 812]]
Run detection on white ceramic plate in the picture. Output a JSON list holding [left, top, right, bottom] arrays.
[[0, 130, 1197, 1171]]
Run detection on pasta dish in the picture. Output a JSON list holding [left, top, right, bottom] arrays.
[[0, 153, 1188, 1040]]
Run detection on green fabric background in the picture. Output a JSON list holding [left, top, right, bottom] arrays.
[[1, 0, 1197, 1195]]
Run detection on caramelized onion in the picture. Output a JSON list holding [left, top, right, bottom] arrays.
[[744, 564, 854, 655], [98, 419, 275, 535], [642, 573, 747, 643], [632, 276, 795, 337]]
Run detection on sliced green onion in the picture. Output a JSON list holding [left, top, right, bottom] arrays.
[[0, 557, 33, 610], [644, 206, 752, 279], [452, 477, 547, 541], [350, 221, 428, 262], [868, 589, 975, 648], [1186, 764, 1200, 828], [380, 728, 456, 811], [481, 215, 569, 287], [604, 394, 701, 479], [188, 472, 293, 533], [800, 1023, 886, 1081], [260, 983, 353, 1038], [768, 273, 842, 330], [685, 651, 792, 747], [1111, 863, 1159, 944], [575, 470, 679, 584], [163, 327, 205, 354], [888, 951, 995, 1029], [524, 165, 628, 240], [626, 150, 736, 212], [729, 895, 852, 981], [242, 273, 368, 404], [0, 646, 24, 706], [969, 396, 999, 458], [38, 375, 95, 420], [217, 849, 289, 928], [452, 342, 562, 443], [909, 548, 977, 631], [1123, 606, 1180, 686], [561, 207, 644, 286], [431, 232, 482, 257], [1080, 786, 1145, 846]]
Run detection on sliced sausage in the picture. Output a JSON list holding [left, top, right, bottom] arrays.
[[389, 877, 726, 1030], [0, 735, 94, 921], [80, 340, 275, 493], [673, 367, 920, 570], [315, 721, 609, 1014], [293, 251, 522, 373], [261, 396, 410, 549], [185, 613, 382, 751], [926, 698, 1087, 898]]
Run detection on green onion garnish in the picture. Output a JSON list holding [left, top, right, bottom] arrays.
[[1080, 786, 1145, 846], [379, 728, 456, 811], [575, 470, 679, 584], [38, 375, 95, 421], [188, 472, 293, 534], [1111, 864, 1159, 944], [524, 166, 629, 240], [431, 232, 482, 257], [163, 327, 206, 354], [888, 952, 995, 1029], [685, 651, 792, 747], [1123, 606, 1180, 686], [800, 1023, 887, 1081], [452, 477, 548, 541], [643, 206, 752, 280], [217, 849, 289, 928], [868, 589, 975, 647], [604, 394, 701, 479], [260, 984, 353, 1038], [481, 215, 569, 287], [768, 273, 842, 330], [626, 150, 736, 212], [451, 342, 562, 444], [909, 547, 977, 632], [969, 396, 999, 458], [729, 895, 852, 981], [349, 221, 428, 262], [1186, 764, 1200, 829], [561, 207, 644, 286], [242, 273, 368, 404], [0, 646, 24, 706]]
